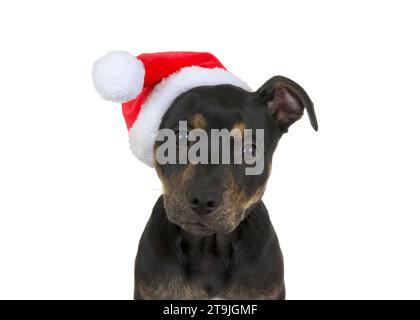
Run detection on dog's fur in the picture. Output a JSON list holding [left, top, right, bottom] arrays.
[[134, 76, 317, 299]]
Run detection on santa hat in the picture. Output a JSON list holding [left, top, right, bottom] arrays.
[[92, 51, 251, 167]]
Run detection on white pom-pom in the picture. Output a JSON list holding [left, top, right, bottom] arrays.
[[92, 51, 145, 103]]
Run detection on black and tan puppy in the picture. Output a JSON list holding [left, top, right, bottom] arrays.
[[134, 76, 318, 299]]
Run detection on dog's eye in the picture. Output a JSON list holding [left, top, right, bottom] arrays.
[[243, 143, 257, 159], [176, 129, 189, 145]]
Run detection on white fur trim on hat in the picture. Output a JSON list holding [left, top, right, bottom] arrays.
[[92, 51, 145, 103], [128, 66, 251, 167]]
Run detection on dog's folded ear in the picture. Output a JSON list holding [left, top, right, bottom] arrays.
[[256, 76, 318, 132]]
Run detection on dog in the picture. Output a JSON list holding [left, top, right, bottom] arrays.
[[133, 76, 318, 300]]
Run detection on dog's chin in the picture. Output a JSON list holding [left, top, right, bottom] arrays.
[[176, 219, 240, 237], [180, 221, 216, 236]]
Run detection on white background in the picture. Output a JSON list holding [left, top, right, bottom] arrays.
[[0, 0, 419, 300]]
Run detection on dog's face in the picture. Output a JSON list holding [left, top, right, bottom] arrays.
[[154, 76, 317, 236]]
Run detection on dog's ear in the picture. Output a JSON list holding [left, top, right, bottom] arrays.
[[256, 76, 318, 132]]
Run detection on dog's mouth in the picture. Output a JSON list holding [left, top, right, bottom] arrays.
[[181, 221, 215, 236]]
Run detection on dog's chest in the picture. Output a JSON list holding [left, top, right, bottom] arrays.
[[182, 235, 231, 298]]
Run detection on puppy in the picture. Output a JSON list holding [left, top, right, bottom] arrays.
[[133, 76, 317, 299]]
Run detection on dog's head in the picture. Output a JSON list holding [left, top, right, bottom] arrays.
[[154, 76, 317, 236]]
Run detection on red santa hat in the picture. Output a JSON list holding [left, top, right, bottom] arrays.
[[92, 51, 250, 167]]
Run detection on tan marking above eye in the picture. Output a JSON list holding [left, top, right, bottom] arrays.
[[190, 113, 206, 129], [230, 122, 246, 141]]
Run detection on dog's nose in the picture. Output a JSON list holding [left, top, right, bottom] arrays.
[[189, 195, 220, 215]]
